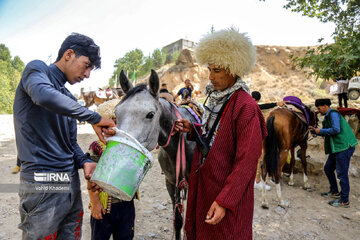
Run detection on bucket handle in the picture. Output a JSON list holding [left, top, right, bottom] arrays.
[[107, 127, 150, 156]]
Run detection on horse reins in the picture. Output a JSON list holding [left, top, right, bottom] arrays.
[[158, 102, 188, 240]]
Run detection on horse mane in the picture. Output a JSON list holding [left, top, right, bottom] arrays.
[[303, 104, 311, 115], [120, 84, 147, 103], [302, 103, 317, 124]]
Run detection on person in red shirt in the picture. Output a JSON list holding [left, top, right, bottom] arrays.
[[174, 27, 267, 240]]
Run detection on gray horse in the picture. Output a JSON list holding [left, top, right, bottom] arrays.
[[115, 70, 198, 240]]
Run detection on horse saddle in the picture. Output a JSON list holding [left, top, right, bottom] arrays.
[[95, 89, 113, 99], [180, 99, 203, 123], [284, 104, 308, 125]]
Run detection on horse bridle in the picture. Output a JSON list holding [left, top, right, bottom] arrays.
[[308, 110, 319, 140]]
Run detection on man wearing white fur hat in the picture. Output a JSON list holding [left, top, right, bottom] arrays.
[[174, 27, 266, 239]]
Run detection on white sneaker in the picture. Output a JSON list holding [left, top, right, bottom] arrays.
[[254, 181, 271, 191]]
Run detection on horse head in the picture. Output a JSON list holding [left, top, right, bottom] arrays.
[[115, 69, 166, 151], [306, 106, 319, 128]]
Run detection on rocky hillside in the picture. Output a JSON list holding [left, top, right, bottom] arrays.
[[137, 46, 335, 104]]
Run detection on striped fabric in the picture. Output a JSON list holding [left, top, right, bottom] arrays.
[[184, 89, 267, 240]]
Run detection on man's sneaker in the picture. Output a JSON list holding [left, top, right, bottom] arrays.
[[254, 181, 271, 191], [321, 191, 340, 199], [11, 165, 20, 174], [328, 199, 350, 208]]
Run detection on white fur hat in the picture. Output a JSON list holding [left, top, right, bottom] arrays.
[[195, 27, 256, 77]]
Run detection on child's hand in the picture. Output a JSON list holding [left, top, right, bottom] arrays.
[[90, 202, 106, 220]]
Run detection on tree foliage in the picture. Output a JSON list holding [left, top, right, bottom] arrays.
[[0, 44, 24, 113], [272, 0, 360, 80], [109, 48, 167, 87]]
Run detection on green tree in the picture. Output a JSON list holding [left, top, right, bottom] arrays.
[[12, 56, 25, 72], [171, 51, 180, 62], [109, 48, 144, 87], [0, 44, 11, 61], [109, 48, 168, 86], [0, 44, 24, 113], [151, 48, 166, 69], [263, 0, 360, 80], [138, 55, 155, 78]]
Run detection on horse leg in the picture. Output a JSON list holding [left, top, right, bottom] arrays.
[[288, 148, 295, 186], [165, 179, 182, 240], [300, 144, 311, 189], [260, 156, 269, 209], [276, 150, 288, 207]]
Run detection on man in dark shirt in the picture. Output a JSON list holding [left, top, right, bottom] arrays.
[[159, 83, 170, 93], [251, 91, 285, 110], [13, 33, 115, 239], [175, 79, 194, 100], [159, 83, 174, 102]]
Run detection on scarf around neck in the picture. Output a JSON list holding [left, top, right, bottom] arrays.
[[201, 78, 250, 135]]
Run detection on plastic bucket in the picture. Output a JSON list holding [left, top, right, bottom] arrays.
[[91, 129, 153, 201]]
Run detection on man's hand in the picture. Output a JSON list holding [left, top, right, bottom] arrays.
[[83, 161, 97, 180], [205, 201, 226, 225], [309, 126, 320, 134], [87, 180, 103, 193], [90, 202, 106, 220], [92, 117, 116, 144], [174, 119, 192, 134]]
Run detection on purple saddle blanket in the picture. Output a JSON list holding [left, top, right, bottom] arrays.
[[283, 96, 309, 125]]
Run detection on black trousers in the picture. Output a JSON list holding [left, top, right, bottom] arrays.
[[338, 93, 348, 108], [90, 200, 135, 240]]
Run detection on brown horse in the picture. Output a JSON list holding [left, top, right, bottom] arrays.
[[261, 105, 318, 208], [80, 88, 123, 107]]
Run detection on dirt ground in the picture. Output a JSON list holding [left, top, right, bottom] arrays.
[[0, 114, 359, 240]]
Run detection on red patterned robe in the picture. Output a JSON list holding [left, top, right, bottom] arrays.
[[184, 89, 267, 240]]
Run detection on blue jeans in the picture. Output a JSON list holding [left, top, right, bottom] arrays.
[[324, 147, 355, 202], [18, 173, 83, 240], [90, 200, 135, 240]]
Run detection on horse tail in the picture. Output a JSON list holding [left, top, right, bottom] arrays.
[[264, 116, 279, 177]]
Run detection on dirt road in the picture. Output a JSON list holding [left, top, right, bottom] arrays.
[[0, 115, 359, 240]]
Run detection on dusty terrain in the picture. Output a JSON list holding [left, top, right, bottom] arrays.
[[1, 45, 360, 240], [0, 115, 360, 240]]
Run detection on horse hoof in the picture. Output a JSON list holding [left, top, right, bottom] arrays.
[[261, 203, 269, 209], [278, 200, 289, 208], [303, 186, 312, 191], [288, 181, 294, 186]]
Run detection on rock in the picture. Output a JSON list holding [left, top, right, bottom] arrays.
[[275, 206, 287, 215], [176, 49, 196, 67], [148, 232, 156, 238], [153, 203, 167, 210], [341, 214, 350, 220]]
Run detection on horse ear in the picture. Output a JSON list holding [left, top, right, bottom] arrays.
[[149, 69, 159, 98], [119, 70, 133, 94]]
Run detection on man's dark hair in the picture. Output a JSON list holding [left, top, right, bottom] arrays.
[[56, 33, 101, 69], [251, 91, 261, 101], [161, 83, 167, 87], [315, 98, 331, 107]]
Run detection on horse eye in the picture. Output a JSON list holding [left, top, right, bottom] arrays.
[[146, 112, 155, 119]]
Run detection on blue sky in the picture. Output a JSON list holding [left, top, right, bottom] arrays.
[[0, 0, 335, 95]]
